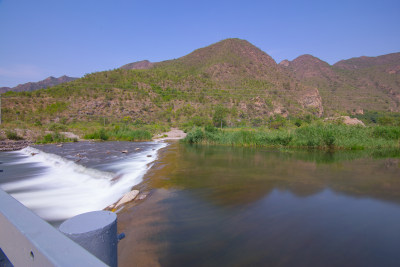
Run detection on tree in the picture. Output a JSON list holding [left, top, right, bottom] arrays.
[[212, 105, 227, 128]]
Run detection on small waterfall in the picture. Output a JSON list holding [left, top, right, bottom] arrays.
[[0, 142, 167, 221]]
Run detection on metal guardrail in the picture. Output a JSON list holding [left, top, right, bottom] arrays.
[[0, 189, 108, 267]]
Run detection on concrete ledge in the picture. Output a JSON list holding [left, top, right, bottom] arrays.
[[0, 189, 107, 267]]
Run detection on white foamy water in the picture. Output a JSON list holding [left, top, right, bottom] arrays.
[[0, 142, 167, 221]]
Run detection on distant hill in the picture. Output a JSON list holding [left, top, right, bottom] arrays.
[[0, 75, 78, 93], [280, 52, 400, 114], [334, 53, 400, 71], [2, 39, 399, 126], [120, 60, 154, 70]]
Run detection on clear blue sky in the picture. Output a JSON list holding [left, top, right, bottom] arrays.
[[0, 0, 399, 87]]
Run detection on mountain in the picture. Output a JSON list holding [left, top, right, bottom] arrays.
[[1, 39, 399, 126], [120, 60, 154, 70], [0, 87, 10, 93], [280, 53, 400, 114], [334, 52, 400, 71], [283, 54, 336, 80], [0, 75, 78, 93]]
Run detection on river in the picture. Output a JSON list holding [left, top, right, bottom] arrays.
[[1, 142, 400, 266], [0, 141, 166, 225], [118, 143, 400, 267]]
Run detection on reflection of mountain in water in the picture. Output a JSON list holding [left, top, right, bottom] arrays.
[[147, 144, 400, 207]]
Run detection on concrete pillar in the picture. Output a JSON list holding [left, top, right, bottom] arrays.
[[59, 211, 118, 267]]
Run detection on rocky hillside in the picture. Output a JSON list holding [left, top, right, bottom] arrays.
[[334, 53, 400, 71], [2, 39, 399, 126], [280, 53, 400, 115], [0, 75, 78, 93]]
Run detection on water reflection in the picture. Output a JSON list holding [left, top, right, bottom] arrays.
[[148, 144, 400, 206], [118, 143, 400, 267]]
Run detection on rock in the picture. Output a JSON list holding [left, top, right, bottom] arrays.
[[147, 155, 152, 157], [137, 194, 147, 200], [279, 59, 290, 67], [115, 190, 140, 208], [0, 140, 32, 151], [135, 148, 140, 151], [324, 116, 365, 126], [57, 144, 63, 147], [342, 116, 365, 126], [121, 150, 128, 153], [300, 88, 324, 117]]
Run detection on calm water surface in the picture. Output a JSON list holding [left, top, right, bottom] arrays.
[[118, 143, 400, 267]]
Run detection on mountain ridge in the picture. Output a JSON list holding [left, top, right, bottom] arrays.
[[2, 39, 399, 127], [0, 75, 78, 93]]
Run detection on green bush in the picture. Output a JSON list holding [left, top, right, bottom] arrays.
[[323, 131, 336, 148], [37, 132, 76, 144], [44, 102, 68, 115], [84, 127, 152, 141], [185, 127, 204, 144], [48, 123, 68, 132], [205, 125, 218, 133], [84, 128, 109, 140], [372, 126, 400, 140], [112, 129, 152, 141], [42, 133, 54, 143], [6, 131, 24, 140], [183, 124, 399, 150]]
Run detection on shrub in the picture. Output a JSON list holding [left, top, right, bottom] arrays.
[[294, 120, 302, 127], [44, 102, 68, 115], [6, 131, 24, 140], [205, 125, 218, 133], [37, 132, 73, 144], [185, 127, 204, 144], [84, 128, 109, 140], [48, 123, 67, 132], [372, 126, 400, 140], [84, 127, 152, 141], [323, 131, 336, 148]]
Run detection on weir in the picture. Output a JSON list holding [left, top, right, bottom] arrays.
[[0, 188, 120, 266]]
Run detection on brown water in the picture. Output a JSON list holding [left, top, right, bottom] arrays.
[[118, 143, 400, 267]]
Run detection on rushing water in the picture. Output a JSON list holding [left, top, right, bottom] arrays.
[[118, 143, 400, 267], [0, 141, 166, 224]]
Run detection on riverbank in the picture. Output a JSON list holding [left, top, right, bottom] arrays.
[[106, 130, 186, 210], [183, 124, 400, 150], [153, 128, 186, 141], [0, 140, 33, 151]]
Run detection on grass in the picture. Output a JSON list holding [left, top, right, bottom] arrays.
[[84, 126, 152, 141], [183, 124, 400, 150], [36, 132, 77, 144], [6, 130, 24, 140]]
